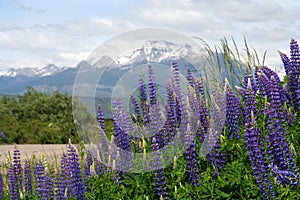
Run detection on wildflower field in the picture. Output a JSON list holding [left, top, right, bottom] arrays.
[[0, 38, 300, 200]]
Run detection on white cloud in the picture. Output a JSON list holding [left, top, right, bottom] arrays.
[[0, 18, 136, 68], [1, 0, 300, 70], [59, 51, 90, 63]]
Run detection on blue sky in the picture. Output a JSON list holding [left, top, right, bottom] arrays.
[[0, 0, 300, 71]]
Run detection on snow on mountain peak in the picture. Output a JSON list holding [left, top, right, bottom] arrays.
[[114, 40, 204, 66], [0, 64, 66, 78]]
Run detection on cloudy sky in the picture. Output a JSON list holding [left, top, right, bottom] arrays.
[[0, 0, 299, 71]]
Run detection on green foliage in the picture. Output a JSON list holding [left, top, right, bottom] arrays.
[[0, 87, 81, 144], [84, 119, 300, 199]]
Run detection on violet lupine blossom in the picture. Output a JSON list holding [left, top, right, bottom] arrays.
[[34, 161, 53, 200], [34, 160, 48, 200], [45, 172, 54, 199], [279, 51, 295, 102], [289, 38, 300, 111], [59, 153, 70, 199], [265, 77, 299, 184], [8, 163, 18, 200], [54, 172, 65, 200], [130, 95, 141, 122], [255, 68, 270, 98], [244, 78, 257, 124], [279, 51, 291, 75], [97, 105, 109, 172], [260, 66, 288, 105], [112, 99, 133, 172], [84, 149, 93, 178], [206, 136, 228, 177], [164, 81, 177, 141], [244, 123, 275, 199], [138, 73, 149, 124], [244, 80, 275, 199], [172, 62, 184, 126], [205, 97, 228, 177], [0, 172, 3, 200], [269, 163, 299, 186], [97, 104, 106, 131], [151, 138, 169, 199], [67, 142, 85, 200], [13, 146, 23, 195], [23, 160, 33, 197], [148, 65, 157, 105], [185, 125, 200, 186], [225, 86, 242, 138], [186, 69, 208, 138]]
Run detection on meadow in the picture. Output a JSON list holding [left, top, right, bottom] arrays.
[[0, 38, 299, 199]]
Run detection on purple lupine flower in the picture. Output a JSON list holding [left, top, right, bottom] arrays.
[[148, 65, 157, 105], [244, 123, 275, 199], [34, 161, 53, 200], [151, 137, 169, 199], [186, 68, 195, 87], [59, 152, 70, 199], [244, 77, 257, 124], [97, 104, 106, 131], [205, 97, 228, 177], [244, 80, 275, 199], [97, 104, 110, 172], [67, 141, 85, 199], [54, 171, 65, 200], [45, 172, 54, 199], [206, 137, 227, 177], [289, 38, 300, 111], [13, 146, 23, 195], [260, 66, 288, 105], [84, 149, 93, 178], [265, 77, 299, 180], [0, 172, 4, 199], [23, 160, 33, 197], [255, 68, 269, 98], [164, 81, 177, 141], [266, 108, 287, 169], [185, 85, 202, 185], [260, 66, 281, 84], [279, 51, 291, 75], [186, 69, 208, 134], [8, 163, 18, 199], [112, 99, 133, 174], [269, 163, 299, 186], [225, 85, 242, 138], [163, 82, 183, 146], [290, 38, 300, 76], [34, 160, 47, 200], [172, 62, 181, 93], [138, 73, 148, 103], [172, 63, 184, 126], [172, 63, 190, 138], [138, 73, 149, 124], [130, 95, 141, 122], [185, 125, 200, 186]]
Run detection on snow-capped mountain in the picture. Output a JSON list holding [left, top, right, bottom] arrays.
[[89, 40, 205, 69], [0, 64, 68, 78], [0, 40, 241, 97]]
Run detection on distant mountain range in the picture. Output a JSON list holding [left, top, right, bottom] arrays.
[[0, 40, 205, 95], [0, 40, 246, 98]]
